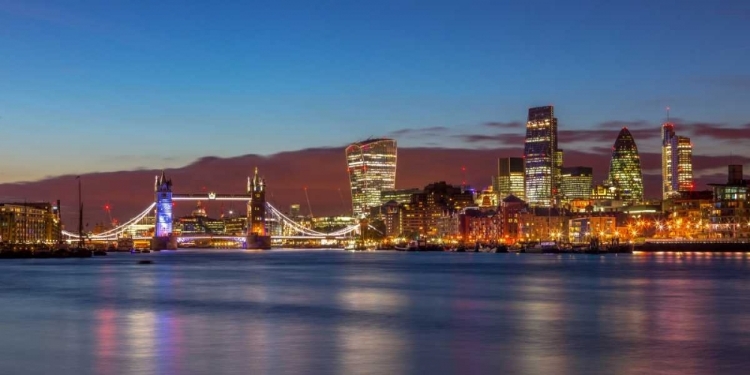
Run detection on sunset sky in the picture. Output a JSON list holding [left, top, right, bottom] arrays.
[[0, 0, 748, 190]]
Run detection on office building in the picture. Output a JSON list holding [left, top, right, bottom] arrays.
[[494, 157, 525, 201], [346, 138, 397, 217], [381, 188, 421, 205], [608, 128, 644, 202], [524, 106, 559, 207], [561, 166, 593, 200], [662, 121, 694, 198]]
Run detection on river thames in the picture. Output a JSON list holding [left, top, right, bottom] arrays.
[[0, 250, 749, 375]]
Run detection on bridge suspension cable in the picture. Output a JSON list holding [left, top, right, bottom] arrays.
[[265, 202, 360, 237], [62, 202, 156, 240], [62, 201, 360, 241]]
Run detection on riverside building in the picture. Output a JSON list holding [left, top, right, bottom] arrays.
[[0, 202, 61, 243]]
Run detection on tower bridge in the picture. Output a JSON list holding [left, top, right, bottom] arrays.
[[61, 168, 362, 249]]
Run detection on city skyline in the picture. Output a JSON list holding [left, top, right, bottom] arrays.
[[1, 1, 749, 183], [1, 132, 748, 226]]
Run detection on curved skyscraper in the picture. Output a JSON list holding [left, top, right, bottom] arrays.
[[346, 138, 397, 217], [608, 128, 644, 202]]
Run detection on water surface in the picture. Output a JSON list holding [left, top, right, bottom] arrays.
[[0, 250, 749, 375]]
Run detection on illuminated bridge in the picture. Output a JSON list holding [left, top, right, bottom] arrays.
[[61, 169, 364, 248]]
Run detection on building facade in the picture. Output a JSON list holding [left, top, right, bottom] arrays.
[[346, 138, 398, 217], [381, 188, 421, 205], [0, 202, 61, 243], [398, 182, 474, 240], [709, 165, 750, 238], [608, 128, 644, 203], [459, 208, 502, 243], [524, 106, 559, 207], [561, 166, 593, 201], [662, 121, 694, 198], [494, 157, 525, 201]]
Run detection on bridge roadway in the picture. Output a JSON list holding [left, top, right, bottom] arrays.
[[171, 193, 253, 201], [176, 234, 352, 241]]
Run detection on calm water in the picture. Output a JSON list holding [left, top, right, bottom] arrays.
[[1, 250, 749, 375]]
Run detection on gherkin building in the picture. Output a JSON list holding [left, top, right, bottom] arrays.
[[608, 128, 644, 202]]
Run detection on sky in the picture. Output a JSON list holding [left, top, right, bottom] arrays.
[[0, 0, 749, 184]]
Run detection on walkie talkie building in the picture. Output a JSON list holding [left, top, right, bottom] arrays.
[[346, 138, 397, 218]]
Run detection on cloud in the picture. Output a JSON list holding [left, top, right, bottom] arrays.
[[483, 121, 523, 129], [595, 120, 652, 130], [558, 128, 658, 145], [558, 130, 613, 144], [457, 133, 526, 145], [388, 126, 450, 137], [685, 122, 750, 140]]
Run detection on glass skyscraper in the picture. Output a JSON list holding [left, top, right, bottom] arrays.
[[561, 166, 593, 200], [346, 138, 397, 217], [662, 121, 693, 198], [524, 106, 559, 207], [494, 157, 525, 201], [608, 128, 644, 202]]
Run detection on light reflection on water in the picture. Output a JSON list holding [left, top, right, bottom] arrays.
[[0, 250, 749, 375]]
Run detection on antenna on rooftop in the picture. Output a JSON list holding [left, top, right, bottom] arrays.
[[666, 106, 670, 122]]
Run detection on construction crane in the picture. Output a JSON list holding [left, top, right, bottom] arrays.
[[304, 186, 314, 218], [104, 203, 115, 228]]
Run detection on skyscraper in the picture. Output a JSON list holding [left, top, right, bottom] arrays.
[[524, 106, 559, 207], [346, 138, 397, 217], [662, 120, 693, 198], [494, 157, 525, 201], [561, 166, 593, 200], [608, 128, 644, 202]]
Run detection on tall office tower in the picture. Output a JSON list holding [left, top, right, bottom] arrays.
[[555, 149, 564, 192], [524, 106, 559, 207], [661, 122, 675, 198], [662, 119, 693, 198], [346, 138, 397, 217], [608, 128, 644, 202], [561, 166, 593, 200], [672, 136, 693, 192], [494, 157, 525, 200]]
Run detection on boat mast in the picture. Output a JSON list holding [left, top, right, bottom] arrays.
[[77, 176, 84, 248]]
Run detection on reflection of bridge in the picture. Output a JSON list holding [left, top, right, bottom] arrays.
[[61, 169, 361, 247]]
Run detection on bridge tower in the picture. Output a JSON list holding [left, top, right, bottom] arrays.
[[246, 167, 271, 249], [151, 171, 176, 250]]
